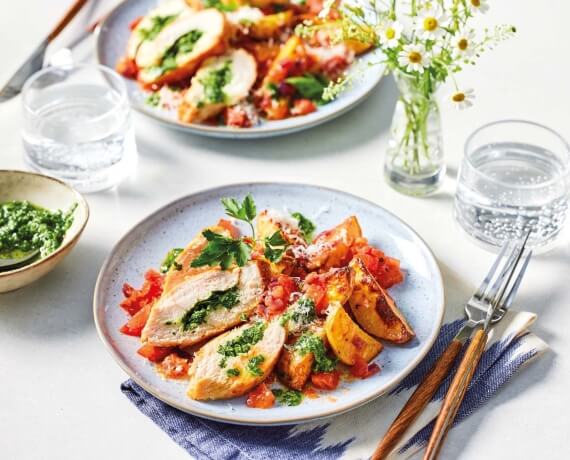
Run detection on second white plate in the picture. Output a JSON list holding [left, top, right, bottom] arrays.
[[96, 0, 385, 139]]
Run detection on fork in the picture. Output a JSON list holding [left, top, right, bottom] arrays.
[[372, 236, 532, 460]]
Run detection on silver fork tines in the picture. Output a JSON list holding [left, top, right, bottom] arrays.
[[464, 234, 532, 328]]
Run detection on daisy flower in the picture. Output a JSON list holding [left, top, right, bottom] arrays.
[[453, 29, 476, 59], [398, 44, 431, 73], [415, 6, 449, 40], [450, 89, 475, 110], [378, 21, 403, 49], [467, 0, 490, 15]]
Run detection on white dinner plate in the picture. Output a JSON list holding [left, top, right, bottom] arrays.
[[93, 183, 444, 425], [96, 0, 385, 139]]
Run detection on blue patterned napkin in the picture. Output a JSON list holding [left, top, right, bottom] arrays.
[[121, 310, 547, 460]]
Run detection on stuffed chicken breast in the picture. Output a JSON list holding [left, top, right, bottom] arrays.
[[178, 48, 257, 123], [134, 8, 229, 86]]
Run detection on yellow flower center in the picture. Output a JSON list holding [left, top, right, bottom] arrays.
[[385, 28, 396, 40], [408, 51, 422, 64], [458, 38, 469, 50], [452, 92, 466, 102], [423, 17, 438, 31], [471, 0, 481, 6]]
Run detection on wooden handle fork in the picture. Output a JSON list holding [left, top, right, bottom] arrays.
[[423, 328, 488, 460], [371, 338, 464, 460], [48, 0, 90, 42]]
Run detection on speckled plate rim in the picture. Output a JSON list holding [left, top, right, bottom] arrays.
[[93, 182, 445, 425], [0, 170, 90, 278], [95, 0, 385, 139]]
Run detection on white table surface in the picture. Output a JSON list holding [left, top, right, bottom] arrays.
[[0, 1, 568, 459]]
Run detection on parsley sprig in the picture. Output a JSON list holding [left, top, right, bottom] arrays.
[[190, 230, 251, 270], [264, 230, 289, 263], [291, 212, 316, 243], [221, 194, 256, 237]]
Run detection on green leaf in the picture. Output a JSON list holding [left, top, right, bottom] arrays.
[[264, 230, 289, 263], [285, 74, 328, 101], [291, 212, 316, 243], [190, 230, 252, 269], [221, 194, 257, 223]]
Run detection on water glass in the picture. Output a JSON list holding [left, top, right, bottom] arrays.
[[21, 64, 137, 193], [455, 120, 570, 249]]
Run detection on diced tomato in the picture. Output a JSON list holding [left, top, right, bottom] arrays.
[[264, 98, 289, 120], [291, 99, 317, 117], [322, 55, 350, 80], [311, 371, 340, 390], [129, 16, 143, 30], [120, 269, 164, 316], [120, 303, 152, 337], [137, 344, 174, 363], [350, 356, 381, 379], [303, 272, 328, 315], [217, 218, 240, 239], [122, 283, 135, 298], [261, 275, 298, 317], [116, 57, 138, 80], [246, 383, 275, 409], [351, 243, 404, 289], [225, 106, 253, 128], [157, 352, 191, 378]]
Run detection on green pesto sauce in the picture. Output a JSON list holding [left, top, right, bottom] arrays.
[[147, 29, 204, 76], [0, 200, 76, 260], [226, 367, 241, 377], [272, 389, 303, 406], [246, 354, 265, 376], [280, 297, 316, 328], [217, 321, 266, 368], [294, 332, 337, 373], [179, 285, 240, 331], [160, 247, 183, 273], [138, 14, 178, 42], [199, 60, 233, 105]]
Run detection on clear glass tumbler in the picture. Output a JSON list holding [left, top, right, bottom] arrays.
[[454, 120, 570, 249], [21, 64, 137, 193]]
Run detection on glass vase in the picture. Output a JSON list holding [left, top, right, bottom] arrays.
[[384, 72, 445, 196]]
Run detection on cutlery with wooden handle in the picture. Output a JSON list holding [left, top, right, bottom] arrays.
[[0, 0, 90, 102], [373, 234, 532, 460]]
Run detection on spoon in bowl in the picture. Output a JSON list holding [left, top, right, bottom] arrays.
[[0, 250, 40, 271]]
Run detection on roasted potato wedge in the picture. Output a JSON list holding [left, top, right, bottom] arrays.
[[348, 257, 415, 344], [325, 302, 382, 365], [277, 326, 327, 390], [306, 216, 363, 270], [323, 266, 353, 305], [250, 11, 294, 39], [263, 36, 304, 86]]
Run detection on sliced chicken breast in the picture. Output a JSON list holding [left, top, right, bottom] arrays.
[[135, 8, 229, 86], [142, 260, 269, 347], [187, 320, 286, 400], [178, 48, 257, 123], [127, 0, 191, 61]]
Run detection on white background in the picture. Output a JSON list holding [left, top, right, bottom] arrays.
[[0, 1, 569, 459]]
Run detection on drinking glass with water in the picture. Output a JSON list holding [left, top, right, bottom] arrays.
[[21, 64, 137, 193], [455, 120, 569, 249]]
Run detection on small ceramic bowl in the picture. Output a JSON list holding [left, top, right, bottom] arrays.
[[0, 170, 89, 293]]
